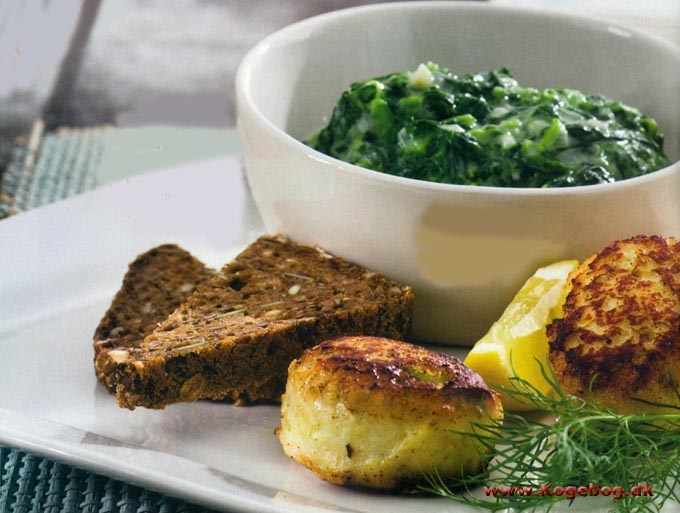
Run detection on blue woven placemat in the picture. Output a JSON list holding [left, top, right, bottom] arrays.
[[0, 120, 103, 218], [0, 446, 215, 513], [0, 123, 219, 513]]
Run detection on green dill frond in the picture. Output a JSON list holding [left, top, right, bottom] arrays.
[[425, 362, 680, 513]]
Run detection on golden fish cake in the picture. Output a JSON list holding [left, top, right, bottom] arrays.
[[548, 235, 680, 414], [277, 336, 503, 491]]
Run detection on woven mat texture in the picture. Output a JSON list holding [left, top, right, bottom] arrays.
[[0, 121, 103, 218], [0, 124, 218, 513], [0, 447, 216, 513]]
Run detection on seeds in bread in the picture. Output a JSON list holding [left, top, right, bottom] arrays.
[[93, 244, 214, 391], [278, 336, 503, 491], [548, 235, 680, 413], [104, 235, 415, 409]]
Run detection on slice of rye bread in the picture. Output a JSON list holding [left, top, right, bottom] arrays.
[[93, 244, 214, 391], [104, 234, 415, 410]]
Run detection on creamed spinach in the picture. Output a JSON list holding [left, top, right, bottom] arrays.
[[307, 63, 669, 188]]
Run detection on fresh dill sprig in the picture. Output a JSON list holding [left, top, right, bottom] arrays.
[[423, 363, 680, 513]]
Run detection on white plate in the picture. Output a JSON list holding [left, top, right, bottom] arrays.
[[0, 157, 481, 513]]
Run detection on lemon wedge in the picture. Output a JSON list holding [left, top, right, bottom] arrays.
[[464, 260, 579, 411]]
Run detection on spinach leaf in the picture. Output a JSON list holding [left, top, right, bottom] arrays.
[[307, 63, 669, 188]]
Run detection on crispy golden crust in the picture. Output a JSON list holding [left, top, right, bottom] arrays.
[[548, 235, 680, 412], [312, 337, 497, 401], [278, 336, 502, 491]]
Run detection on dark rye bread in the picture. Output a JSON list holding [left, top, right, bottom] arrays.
[[104, 234, 415, 410], [93, 244, 214, 391]]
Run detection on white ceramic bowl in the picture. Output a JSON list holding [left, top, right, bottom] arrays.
[[236, 2, 680, 346]]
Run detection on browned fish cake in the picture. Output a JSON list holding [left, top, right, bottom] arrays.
[[277, 336, 503, 491], [548, 235, 680, 413]]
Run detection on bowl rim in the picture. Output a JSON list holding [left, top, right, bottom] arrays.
[[236, 0, 680, 198]]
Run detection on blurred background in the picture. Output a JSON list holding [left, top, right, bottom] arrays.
[[0, 0, 678, 216]]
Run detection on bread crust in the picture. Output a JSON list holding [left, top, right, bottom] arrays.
[[103, 235, 415, 409], [93, 244, 213, 391]]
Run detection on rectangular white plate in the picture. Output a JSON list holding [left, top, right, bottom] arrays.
[[0, 157, 482, 513]]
